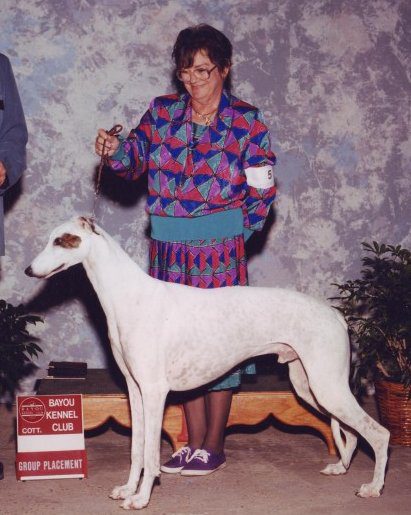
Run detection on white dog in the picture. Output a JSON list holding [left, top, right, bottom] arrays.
[[25, 216, 390, 510]]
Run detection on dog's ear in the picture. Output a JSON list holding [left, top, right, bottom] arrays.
[[79, 216, 99, 234]]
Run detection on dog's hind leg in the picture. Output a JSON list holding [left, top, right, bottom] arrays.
[[288, 358, 323, 412], [110, 378, 144, 501], [309, 378, 390, 497], [321, 420, 358, 475], [121, 385, 168, 510], [288, 359, 357, 474]]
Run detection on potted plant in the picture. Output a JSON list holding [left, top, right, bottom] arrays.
[[0, 299, 43, 403], [332, 241, 411, 446]]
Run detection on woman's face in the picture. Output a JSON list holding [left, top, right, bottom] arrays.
[[181, 50, 229, 105]]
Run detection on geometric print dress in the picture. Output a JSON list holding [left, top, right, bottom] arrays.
[[148, 122, 251, 390]]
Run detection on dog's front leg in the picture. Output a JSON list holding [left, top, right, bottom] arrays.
[[111, 379, 144, 500], [121, 386, 168, 510]]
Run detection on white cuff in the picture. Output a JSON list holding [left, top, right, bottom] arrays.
[[244, 165, 274, 189]]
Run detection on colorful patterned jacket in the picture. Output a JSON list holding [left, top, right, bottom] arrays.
[[108, 89, 276, 233]]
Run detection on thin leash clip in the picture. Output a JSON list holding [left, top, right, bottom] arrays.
[[91, 124, 123, 221]]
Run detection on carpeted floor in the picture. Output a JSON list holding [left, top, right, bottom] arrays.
[[1, 397, 410, 514]]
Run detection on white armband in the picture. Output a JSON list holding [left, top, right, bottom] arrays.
[[244, 165, 274, 189]]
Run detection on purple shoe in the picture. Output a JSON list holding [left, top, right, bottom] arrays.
[[160, 446, 193, 474], [180, 448, 226, 476]]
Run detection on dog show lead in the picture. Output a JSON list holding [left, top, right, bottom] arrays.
[[95, 24, 276, 477]]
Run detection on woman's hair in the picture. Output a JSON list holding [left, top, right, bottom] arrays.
[[172, 24, 233, 93]]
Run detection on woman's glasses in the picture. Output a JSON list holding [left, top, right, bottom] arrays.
[[176, 65, 217, 83]]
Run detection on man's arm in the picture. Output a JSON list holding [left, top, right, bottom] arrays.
[[0, 54, 28, 193]]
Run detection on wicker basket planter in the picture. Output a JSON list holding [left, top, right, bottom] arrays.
[[375, 379, 411, 446]]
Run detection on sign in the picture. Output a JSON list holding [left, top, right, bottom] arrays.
[[16, 394, 87, 480]]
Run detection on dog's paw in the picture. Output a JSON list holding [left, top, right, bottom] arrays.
[[320, 461, 347, 476], [121, 494, 149, 510], [355, 482, 382, 498], [109, 484, 136, 500]]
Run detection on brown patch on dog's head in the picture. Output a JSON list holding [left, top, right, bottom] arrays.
[[53, 233, 81, 248]]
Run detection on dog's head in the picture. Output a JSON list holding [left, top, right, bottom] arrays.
[[25, 216, 98, 279]]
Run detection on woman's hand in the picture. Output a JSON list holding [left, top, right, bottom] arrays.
[[95, 129, 120, 157]]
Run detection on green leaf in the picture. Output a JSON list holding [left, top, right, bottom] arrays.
[[330, 241, 411, 394], [0, 299, 43, 397]]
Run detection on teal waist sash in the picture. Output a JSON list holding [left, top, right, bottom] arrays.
[[150, 209, 247, 242]]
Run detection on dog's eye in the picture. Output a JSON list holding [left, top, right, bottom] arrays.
[[53, 237, 62, 246]]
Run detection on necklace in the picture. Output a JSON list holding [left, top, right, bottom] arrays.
[[192, 106, 217, 126]]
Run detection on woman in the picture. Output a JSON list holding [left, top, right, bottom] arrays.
[[95, 24, 276, 476]]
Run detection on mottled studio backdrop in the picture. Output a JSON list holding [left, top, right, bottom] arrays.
[[0, 0, 410, 374]]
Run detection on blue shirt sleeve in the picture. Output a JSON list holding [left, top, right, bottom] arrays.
[[0, 54, 28, 194]]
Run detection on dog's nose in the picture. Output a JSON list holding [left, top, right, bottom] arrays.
[[24, 265, 33, 277]]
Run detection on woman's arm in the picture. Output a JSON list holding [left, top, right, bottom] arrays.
[[107, 109, 155, 181], [95, 105, 155, 182], [241, 109, 277, 237]]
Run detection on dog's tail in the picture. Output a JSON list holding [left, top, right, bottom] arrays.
[[330, 418, 351, 469]]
